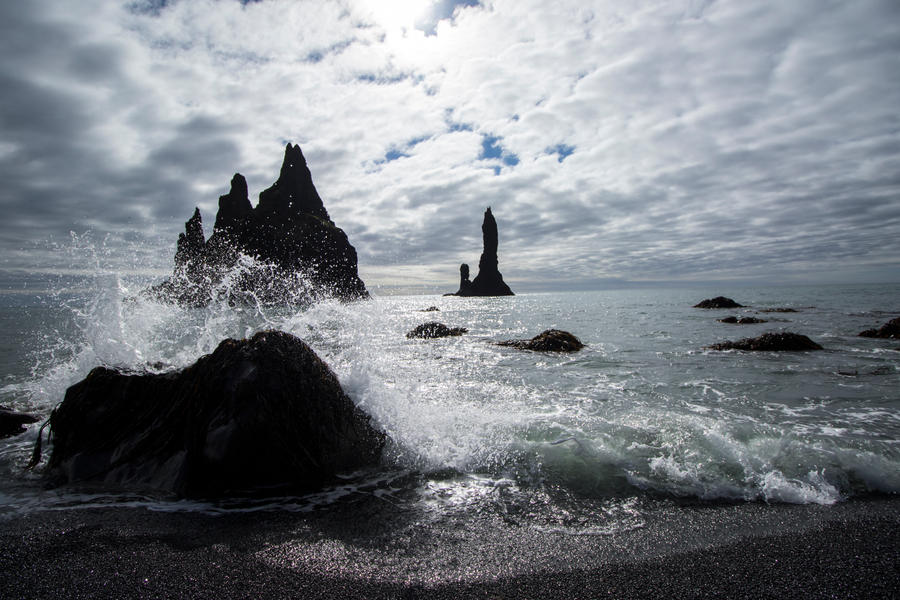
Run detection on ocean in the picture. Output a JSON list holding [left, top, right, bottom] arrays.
[[1, 273, 898, 534]]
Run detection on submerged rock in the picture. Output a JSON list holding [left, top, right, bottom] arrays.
[[0, 405, 39, 439], [449, 208, 514, 297], [43, 331, 384, 498], [497, 329, 585, 352], [760, 307, 800, 313], [406, 322, 467, 339], [146, 143, 368, 306], [419, 306, 440, 312], [718, 316, 767, 324], [858, 317, 900, 339], [694, 297, 743, 309], [707, 332, 823, 351]]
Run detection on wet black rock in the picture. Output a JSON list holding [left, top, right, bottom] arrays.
[[760, 307, 799, 313], [694, 297, 743, 309], [42, 330, 384, 498], [497, 329, 585, 352], [419, 306, 440, 312], [0, 405, 39, 439], [406, 322, 467, 339], [718, 316, 768, 324], [449, 208, 514, 296], [858, 317, 900, 339], [147, 144, 368, 306], [708, 332, 823, 351]]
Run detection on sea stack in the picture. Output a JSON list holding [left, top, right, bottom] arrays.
[[450, 207, 514, 296], [148, 143, 368, 306]]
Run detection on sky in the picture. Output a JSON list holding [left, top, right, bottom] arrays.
[[1, 0, 899, 293]]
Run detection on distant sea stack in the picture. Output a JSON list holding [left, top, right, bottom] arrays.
[[449, 207, 514, 297], [148, 143, 368, 305]]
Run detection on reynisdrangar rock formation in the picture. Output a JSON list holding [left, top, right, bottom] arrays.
[[148, 143, 368, 306], [449, 207, 514, 296]]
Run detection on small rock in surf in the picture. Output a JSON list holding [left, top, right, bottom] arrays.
[[707, 332, 823, 351], [497, 329, 585, 352], [0, 405, 39, 439], [694, 297, 743, 309], [406, 322, 468, 338], [858, 316, 900, 339], [718, 316, 767, 324]]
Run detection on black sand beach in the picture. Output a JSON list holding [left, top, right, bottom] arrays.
[[1, 494, 897, 599]]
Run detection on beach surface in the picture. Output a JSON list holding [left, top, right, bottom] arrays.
[[1, 494, 897, 599]]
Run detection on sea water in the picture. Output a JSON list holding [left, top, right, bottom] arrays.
[[0, 270, 898, 532]]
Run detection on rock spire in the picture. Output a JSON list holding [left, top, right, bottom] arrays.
[[147, 143, 368, 306], [449, 207, 514, 296]]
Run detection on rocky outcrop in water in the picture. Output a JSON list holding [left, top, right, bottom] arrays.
[[449, 208, 514, 296], [718, 316, 767, 324], [147, 144, 368, 306], [707, 332, 823, 351], [858, 317, 900, 339], [406, 322, 467, 339], [42, 330, 384, 498], [497, 329, 585, 352], [694, 297, 743, 309], [0, 405, 38, 439]]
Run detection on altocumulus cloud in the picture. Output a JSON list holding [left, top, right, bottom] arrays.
[[0, 0, 898, 289]]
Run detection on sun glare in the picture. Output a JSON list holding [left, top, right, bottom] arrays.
[[365, 0, 431, 32]]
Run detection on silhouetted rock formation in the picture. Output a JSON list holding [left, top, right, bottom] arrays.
[[859, 317, 900, 339], [694, 297, 743, 309], [708, 332, 823, 351], [497, 329, 585, 352], [406, 322, 467, 339], [449, 208, 514, 296], [41, 331, 384, 498], [718, 316, 767, 324], [0, 405, 38, 439], [148, 144, 368, 306]]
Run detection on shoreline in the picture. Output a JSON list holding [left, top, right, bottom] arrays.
[[1, 494, 897, 598]]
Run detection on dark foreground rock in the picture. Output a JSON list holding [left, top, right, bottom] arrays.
[[406, 322, 467, 339], [859, 317, 900, 339], [498, 329, 585, 352], [449, 207, 514, 296], [43, 330, 384, 497], [694, 297, 743, 309], [146, 144, 368, 306], [0, 405, 39, 439], [708, 332, 823, 351], [718, 316, 767, 324]]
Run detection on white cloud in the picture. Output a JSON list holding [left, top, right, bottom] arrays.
[[0, 0, 898, 289]]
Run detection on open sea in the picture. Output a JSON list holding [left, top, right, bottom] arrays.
[[1, 272, 898, 535]]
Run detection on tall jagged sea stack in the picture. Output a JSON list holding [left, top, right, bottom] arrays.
[[451, 207, 514, 296], [149, 144, 368, 305]]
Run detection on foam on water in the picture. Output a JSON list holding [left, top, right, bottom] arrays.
[[1, 258, 899, 524]]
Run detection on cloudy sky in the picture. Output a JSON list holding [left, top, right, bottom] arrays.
[[1, 0, 898, 292]]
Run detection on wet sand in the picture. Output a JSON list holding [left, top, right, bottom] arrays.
[[1, 495, 897, 599]]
